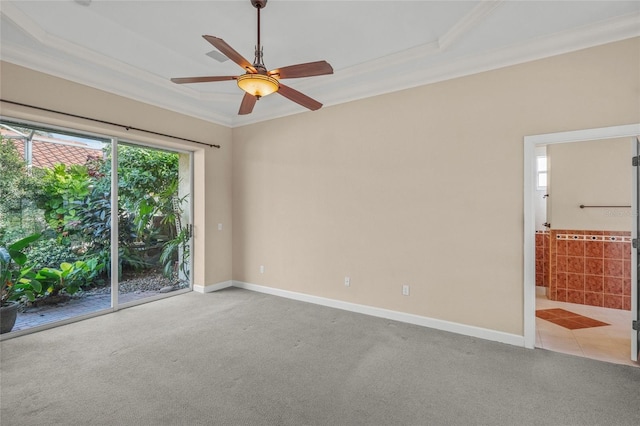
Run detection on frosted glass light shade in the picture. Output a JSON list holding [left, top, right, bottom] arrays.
[[237, 74, 279, 98]]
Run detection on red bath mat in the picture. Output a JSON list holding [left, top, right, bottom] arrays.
[[536, 308, 609, 330]]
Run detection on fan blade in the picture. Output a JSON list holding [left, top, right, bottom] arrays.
[[171, 76, 237, 84], [238, 92, 257, 115], [277, 83, 323, 111], [203, 35, 257, 74], [268, 60, 333, 79]]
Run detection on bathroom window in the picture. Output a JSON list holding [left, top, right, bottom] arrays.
[[537, 156, 547, 189]]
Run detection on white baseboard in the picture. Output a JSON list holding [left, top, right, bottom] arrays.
[[193, 280, 233, 294], [232, 281, 525, 347]]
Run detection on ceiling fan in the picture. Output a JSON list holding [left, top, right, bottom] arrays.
[[171, 0, 333, 115]]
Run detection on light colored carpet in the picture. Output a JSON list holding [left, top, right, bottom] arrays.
[[1, 288, 639, 425]]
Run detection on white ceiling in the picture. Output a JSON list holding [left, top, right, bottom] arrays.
[[1, 0, 639, 128]]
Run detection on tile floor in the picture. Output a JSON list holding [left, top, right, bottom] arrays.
[[536, 294, 638, 367]]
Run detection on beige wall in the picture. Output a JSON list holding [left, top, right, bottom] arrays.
[[232, 38, 640, 336], [548, 138, 632, 231], [2, 37, 639, 338], [0, 61, 233, 287]]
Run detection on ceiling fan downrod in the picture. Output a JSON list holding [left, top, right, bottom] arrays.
[[252, 0, 267, 71]]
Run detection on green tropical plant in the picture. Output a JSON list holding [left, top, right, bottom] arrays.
[[39, 163, 92, 233], [0, 233, 43, 305], [158, 191, 190, 280], [35, 259, 103, 297], [159, 225, 191, 280], [115, 146, 181, 248], [78, 190, 145, 277]]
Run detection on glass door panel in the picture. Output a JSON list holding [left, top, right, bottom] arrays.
[[116, 143, 191, 305], [0, 122, 112, 333]]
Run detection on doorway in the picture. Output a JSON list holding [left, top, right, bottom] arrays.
[[524, 124, 640, 365]]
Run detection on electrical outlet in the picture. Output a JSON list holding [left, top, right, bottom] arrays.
[[344, 276, 351, 287], [402, 284, 410, 296], [217, 223, 223, 231], [260, 265, 265, 274]]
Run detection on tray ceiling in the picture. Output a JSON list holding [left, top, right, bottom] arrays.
[[1, 1, 639, 127]]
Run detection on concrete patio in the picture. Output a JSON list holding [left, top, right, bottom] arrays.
[[12, 290, 170, 332]]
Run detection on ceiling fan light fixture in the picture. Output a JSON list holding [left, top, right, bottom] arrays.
[[171, 0, 332, 114], [237, 74, 279, 98]]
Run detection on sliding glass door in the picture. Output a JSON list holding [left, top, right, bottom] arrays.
[[0, 120, 192, 335], [1, 122, 112, 331]]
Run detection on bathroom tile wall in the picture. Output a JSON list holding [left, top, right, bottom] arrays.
[[535, 231, 549, 287], [547, 230, 631, 310]]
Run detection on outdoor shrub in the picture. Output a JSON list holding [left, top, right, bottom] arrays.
[[114, 146, 181, 247], [78, 257, 106, 286], [1, 233, 43, 304], [116, 145, 179, 206], [78, 190, 146, 277], [36, 259, 103, 296], [0, 227, 31, 247], [27, 238, 80, 270], [39, 163, 92, 233], [0, 136, 46, 237], [84, 249, 111, 279]]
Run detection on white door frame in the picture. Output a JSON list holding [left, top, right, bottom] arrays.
[[523, 123, 640, 351]]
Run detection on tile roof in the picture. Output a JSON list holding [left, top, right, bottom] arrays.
[[1, 129, 103, 169]]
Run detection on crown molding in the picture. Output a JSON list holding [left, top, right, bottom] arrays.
[[1, 2, 236, 126], [214, 8, 640, 127], [311, 11, 640, 119], [438, 0, 504, 51], [0, 44, 235, 127], [232, 10, 640, 127]]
